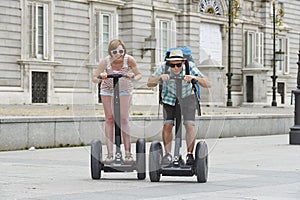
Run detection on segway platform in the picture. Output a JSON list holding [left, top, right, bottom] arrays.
[[102, 156, 136, 173], [91, 132, 146, 180], [161, 164, 194, 176], [149, 140, 208, 182], [103, 163, 136, 173]]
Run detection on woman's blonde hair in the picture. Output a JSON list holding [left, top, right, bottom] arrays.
[[108, 39, 127, 57]]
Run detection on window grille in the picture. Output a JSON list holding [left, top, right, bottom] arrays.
[[32, 72, 48, 103]]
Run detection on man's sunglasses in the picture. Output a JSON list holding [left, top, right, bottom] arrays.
[[169, 63, 183, 68], [111, 49, 124, 55]]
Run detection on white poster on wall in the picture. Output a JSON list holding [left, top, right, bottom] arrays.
[[199, 23, 222, 65]]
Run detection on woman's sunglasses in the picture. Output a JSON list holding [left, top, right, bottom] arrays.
[[111, 49, 124, 55], [169, 63, 183, 68]]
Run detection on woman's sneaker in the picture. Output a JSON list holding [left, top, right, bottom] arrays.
[[162, 153, 172, 165], [124, 153, 134, 164], [186, 153, 195, 165]]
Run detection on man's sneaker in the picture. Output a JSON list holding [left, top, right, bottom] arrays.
[[186, 153, 195, 165], [162, 153, 172, 165], [104, 154, 113, 163]]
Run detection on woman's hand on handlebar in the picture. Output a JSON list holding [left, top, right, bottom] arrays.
[[126, 72, 135, 80], [98, 72, 108, 79]]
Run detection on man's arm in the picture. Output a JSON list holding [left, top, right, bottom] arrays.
[[194, 76, 211, 88], [147, 64, 165, 87], [147, 73, 172, 87], [147, 76, 160, 87], [187, 62, 211, 88]]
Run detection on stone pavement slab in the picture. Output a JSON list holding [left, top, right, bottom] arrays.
[[0, 134, 299, 200]]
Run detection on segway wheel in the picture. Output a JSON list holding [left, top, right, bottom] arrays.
[[149, 141, 162, 182], [195, 141, 208, 183], [91, 139, 102, 179], [136, 138, 146, 180]]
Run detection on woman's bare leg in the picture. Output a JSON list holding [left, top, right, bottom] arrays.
[[120, 95, 132, 156], [101, 95, 114, 156]]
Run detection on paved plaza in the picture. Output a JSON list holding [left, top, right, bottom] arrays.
[[1, 134, 299, 200]]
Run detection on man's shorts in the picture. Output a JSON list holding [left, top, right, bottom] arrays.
[[163, 95, 196, 125]]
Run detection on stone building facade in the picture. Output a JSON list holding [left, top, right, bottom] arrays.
[[0, 0, 299, 106]]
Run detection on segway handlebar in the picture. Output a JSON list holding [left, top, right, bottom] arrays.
[[168, 75, 201, 116], [97, 74, 129, 79], [167, 75, 197, 84]]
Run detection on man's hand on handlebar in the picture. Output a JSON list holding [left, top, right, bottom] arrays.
[[184, 75, 197, 83], [160, 74, 170, 82], [160, 74, 197, 83]]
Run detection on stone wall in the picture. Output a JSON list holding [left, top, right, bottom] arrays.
[[0, 114, 293, 151]]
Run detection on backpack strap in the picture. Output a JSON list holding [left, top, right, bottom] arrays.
[[185, 60, 190, 75], [164, 63, 170, 74], [186, 61, 201, 116]]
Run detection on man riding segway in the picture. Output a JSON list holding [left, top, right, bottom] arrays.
[[147, 48, 211, 182]]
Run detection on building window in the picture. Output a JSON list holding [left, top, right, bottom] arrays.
[[277, 82, 285, 104], [95, 12, 114, 62], [158, 20, 171, 62], [32, 71, 48, 103], [246, 32, 254, 65], [277, 37, 289, 74], [255, 32, 264, 65], [246, 31, 264, 66], [27, 2, 49, 60]]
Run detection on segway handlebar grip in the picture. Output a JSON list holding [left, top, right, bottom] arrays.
[[165, 76, 198, 86], [191, 78, 198, 84], [170, 76, 197, 84], [97, 74, 128, 79], [107, 74, 128, 79]]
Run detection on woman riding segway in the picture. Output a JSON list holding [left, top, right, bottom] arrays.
[[90, 39, 145, 180]]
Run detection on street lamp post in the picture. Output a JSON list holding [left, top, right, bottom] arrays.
[[271, 1, 278, 106], [271, 1, 284, 106], [226, 0, 233, 107], [226, 0, 240, 107], [271, 2, 277, 106]]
